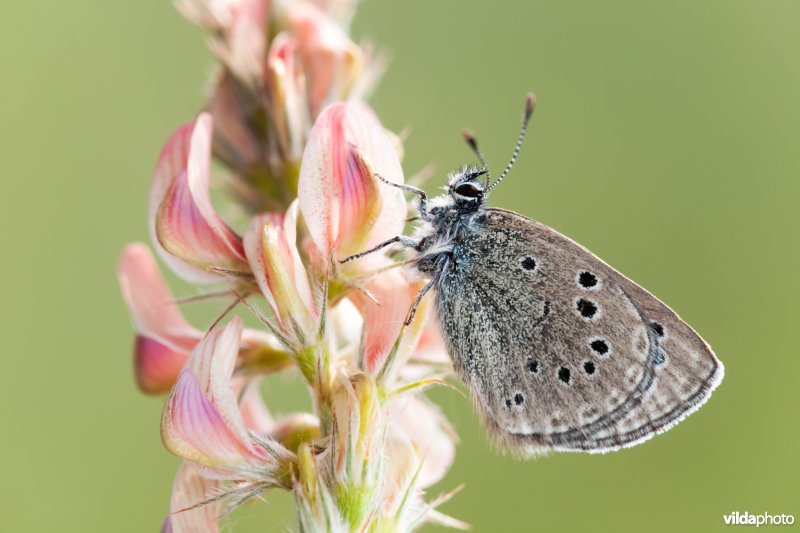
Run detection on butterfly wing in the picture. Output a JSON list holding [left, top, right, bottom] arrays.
[[435, 208, 723, 454]]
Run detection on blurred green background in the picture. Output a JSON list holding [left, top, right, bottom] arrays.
[[3, 0, 799, 531]]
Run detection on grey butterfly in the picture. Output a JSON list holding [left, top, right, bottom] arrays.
[[343, 93, 724, 454]]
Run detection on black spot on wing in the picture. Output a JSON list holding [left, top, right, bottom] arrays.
[[576, 298, 598, 318], [578, 271, 597, 288], [590, 339, 609, 355]]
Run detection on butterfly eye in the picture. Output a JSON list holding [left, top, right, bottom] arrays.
[[454, 182, 482, 198]]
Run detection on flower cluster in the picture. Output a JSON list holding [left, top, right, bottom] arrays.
[[118, 0, 464, 530]]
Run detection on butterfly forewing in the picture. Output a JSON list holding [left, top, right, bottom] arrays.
[[436, 208, 723, 454]]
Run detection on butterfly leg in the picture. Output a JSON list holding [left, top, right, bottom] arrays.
[[405, 277, 436, 325], [339, 235, 419, 264], [405, 254, 451, 326], [376, 174, 431, 220]]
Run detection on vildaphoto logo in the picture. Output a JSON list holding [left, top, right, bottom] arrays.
[[723, 512, 795, 527]]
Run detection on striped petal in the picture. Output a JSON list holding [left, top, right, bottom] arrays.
[[161, 462, 221, 533], [298, 102, 405, 260], [150, 113, 249, 282], [162, 318, 267, 471]]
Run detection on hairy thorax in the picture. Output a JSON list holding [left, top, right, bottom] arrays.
[[413, 196, 485, 275]]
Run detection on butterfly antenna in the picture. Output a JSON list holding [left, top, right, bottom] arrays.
[[486, 92, 536, 193], [462, 128, 491, 188]]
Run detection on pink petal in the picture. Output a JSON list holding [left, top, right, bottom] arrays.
[[162, 318, 265, 470], [118, 243, 200, 394], [244, 202, 317, 336], [244, 212, 282, 319], [381, 430, 422, 513], [185, 317, 255, 449], [150, 113, 249, 282], [350, 270, 413, 375], [134, 336, 190, 395], [163, 462, 221, 533], [289, 3, 361, 115], [119, 243, 196, 338], [282, 202, 316, 312], [297, 102, 405, 259], [389, 396, 455, 489], [265, 33, 308, 163], [162, 369, 258, 469], [336, 147, 385, 257]]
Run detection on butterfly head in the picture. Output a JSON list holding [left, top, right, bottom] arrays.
[[455, 92, 536, 202], [448, 166, 487, 208]]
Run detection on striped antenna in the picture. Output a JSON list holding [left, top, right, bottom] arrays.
[[486, 92, 536, 193], [462, 128, 491, 188]]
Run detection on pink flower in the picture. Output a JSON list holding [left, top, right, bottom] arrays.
[[118, 243, 200, 394], [118, 243, 288, 394], [244, 201, 318, 342], [125, 0, 467, 527], [177, 0, 268, 86], [162, 317, 292, 478], [289, 3, 363, 116], [150, 113, 250, 283], [298, 102, 405, 261]]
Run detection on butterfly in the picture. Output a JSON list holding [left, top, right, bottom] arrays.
[[343, 94, 724, 454]]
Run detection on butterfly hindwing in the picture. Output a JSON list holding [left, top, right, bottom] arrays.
[[435, 208, 723, 454]]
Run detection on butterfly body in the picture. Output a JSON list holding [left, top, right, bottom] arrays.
[[343, 94, 723, 455]]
